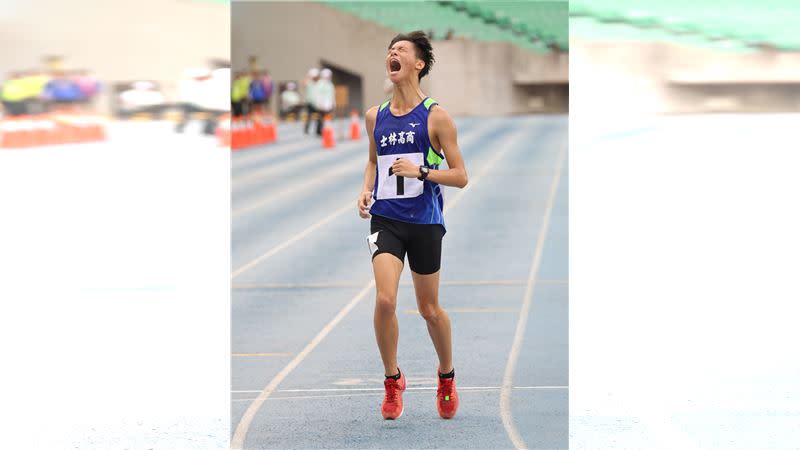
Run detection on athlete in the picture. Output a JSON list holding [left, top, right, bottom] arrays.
[[357, 31, 468, 420]]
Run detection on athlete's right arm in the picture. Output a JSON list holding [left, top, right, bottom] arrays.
[[358, 106, 379, 219]]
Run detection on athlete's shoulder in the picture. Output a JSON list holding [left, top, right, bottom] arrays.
[[366, 105, 379, 121], [365, 105, 379, 129], [428, 103, 455, 129]]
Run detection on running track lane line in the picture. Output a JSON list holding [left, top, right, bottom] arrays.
[[230, 202, 353, 280], [499, 137, 567, 450], [231, 124, 532, 450]]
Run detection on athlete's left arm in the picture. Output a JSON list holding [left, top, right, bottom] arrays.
[[426, 106, 468, 188], [390, 106, 468, 188]]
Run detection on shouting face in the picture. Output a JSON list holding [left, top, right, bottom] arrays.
[[386, 40, 424, 83]]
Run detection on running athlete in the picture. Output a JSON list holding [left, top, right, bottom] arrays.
[[357, 31, 468, 420]]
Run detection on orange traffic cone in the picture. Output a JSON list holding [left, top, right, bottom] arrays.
[[322, 114, 336, 149], [264, 115, 277, 143], [252, 114, 267, 144], [231, 117, 247, 150], [349, 110, 361, 140], [0, 119, 23, 148]]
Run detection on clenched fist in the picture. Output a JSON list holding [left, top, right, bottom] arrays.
[[391, 158, 421, 178], [357, 190, 373, 218]]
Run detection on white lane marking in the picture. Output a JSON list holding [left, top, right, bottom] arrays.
[[231, 136, 325, 171], [232, 385, 567, 393], [230, 280, 375, 450], [232, 121, 528, 448], [233, 140, 362, 186], [404, 307, 518, 314], [232, 386, 568, 402], [500, 139, 567, 450], [233, 156, 362, 217], [441, 121, 533, 214], [231, 279, 568, 290], [230, 202, 352, 280], [232, 280, 522, 289]]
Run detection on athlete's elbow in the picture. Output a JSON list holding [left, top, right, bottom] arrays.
[[457, 171, 468, 189]]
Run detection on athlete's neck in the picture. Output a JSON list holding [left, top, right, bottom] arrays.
[[390, 80, 426, 115]]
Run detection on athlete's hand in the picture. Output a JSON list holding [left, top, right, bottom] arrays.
[[391, 158, 421, 178], [357, 191, 373, 219]]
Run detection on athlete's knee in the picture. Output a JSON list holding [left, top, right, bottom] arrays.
[[375, 291, 397, 315], [418, 304, 443, 322]]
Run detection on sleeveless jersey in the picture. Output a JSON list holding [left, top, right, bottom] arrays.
[[370, 97, 446, 230]]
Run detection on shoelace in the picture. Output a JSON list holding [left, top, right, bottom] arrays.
[[437, 379, 453, 399], [384, 379, 400, 403]]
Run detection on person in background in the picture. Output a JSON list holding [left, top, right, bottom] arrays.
[[302, 67, 319, 134], [249, 70, 268, 116], [262, 70, 274, 115], [175, 67, 211, 133], [313, 68, 336, 136], [231, 71, 251, 118], [73, 69, 101, 112], [280, 81, 302, 119], [1, 72, 28, 116], [43, 70, 82, 112], [203, 62, 231, 133]]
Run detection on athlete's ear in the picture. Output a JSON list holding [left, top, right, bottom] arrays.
[[415, 59, 425, 72]]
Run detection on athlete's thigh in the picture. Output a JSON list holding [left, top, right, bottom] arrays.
[[369, 215, 406, 297], [406, 224, 445, 276], [373, 253, 404, 300]]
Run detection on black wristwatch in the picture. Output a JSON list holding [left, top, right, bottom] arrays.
[[418, 165, 429, 181]]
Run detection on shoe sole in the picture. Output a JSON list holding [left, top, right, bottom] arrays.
[[383, 405, 404, 420]]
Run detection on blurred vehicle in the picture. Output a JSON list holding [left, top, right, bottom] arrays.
[[113, 81, 168, 119]]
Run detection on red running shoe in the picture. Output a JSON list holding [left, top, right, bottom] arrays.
[[381, 369, 406, 420], [436, 370, 459, 419]]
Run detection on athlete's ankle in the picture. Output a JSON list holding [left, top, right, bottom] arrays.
[[385, 367, 401, 380]]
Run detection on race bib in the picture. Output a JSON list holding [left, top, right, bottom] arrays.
[[376, 152, 424, 200]]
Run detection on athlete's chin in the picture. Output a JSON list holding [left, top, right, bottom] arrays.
[[388, 71, 404, 83]]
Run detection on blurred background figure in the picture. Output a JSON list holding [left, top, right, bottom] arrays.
[[175, 67, 212, 133], [116, 81, 167, 119], [312, 67, 335, 135], [280, 81, 302, 120], [302, 67, 320, 134], [249, 70, 274, 117], [231, 71, 251, 118], [1, 72, 31, 116], [175, 62, 231, 134]]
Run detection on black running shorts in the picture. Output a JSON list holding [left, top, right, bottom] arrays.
[[368, 214, 445, 275]]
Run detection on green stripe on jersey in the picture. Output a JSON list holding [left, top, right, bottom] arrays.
[[379, 100, 390, 112], [427, 146, 444, 166], [423, 97, 437, 110]]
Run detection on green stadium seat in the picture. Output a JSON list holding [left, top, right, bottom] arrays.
[[319, 0, 566, 54]]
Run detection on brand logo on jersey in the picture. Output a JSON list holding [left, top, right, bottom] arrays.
[[409, 122, 421, 128], [379, 130, 416, 147]]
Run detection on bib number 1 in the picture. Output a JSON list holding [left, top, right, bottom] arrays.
[[376, 152, 424, 200]]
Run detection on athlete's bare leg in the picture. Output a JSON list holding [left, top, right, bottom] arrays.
[[411, 270, 453, 373], [373, 253, 404, 376]]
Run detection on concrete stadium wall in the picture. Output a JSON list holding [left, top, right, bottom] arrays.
[[0, 0, 229, 113], [571, 40, 800, 113], [232, 1, 568, 116]]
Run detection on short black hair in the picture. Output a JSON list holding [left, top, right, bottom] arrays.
[[389, 30, 435, 81]]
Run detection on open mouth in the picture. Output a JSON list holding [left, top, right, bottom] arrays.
[[389, 59, 401, 73]]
